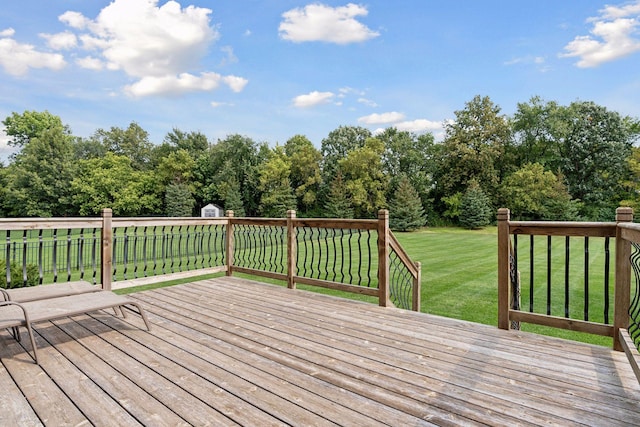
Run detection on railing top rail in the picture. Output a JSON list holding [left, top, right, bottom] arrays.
[[619, 223, 640, 245], [388, 231, 419, 277], [509, 221, 617, 237], [618, 222, 640, 231], [112, 217, 229, 228], [231, 218, 287, 227], [509, 220, 617, 228], [295, 218, 378, 230], [0, 218, 104, 230]]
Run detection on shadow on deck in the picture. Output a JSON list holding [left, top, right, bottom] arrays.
[[2, 276, 639, 426]]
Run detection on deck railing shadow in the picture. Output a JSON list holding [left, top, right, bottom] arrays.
[[0, 209, 420, 311]]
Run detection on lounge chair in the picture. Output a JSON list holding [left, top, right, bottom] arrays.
[[0, 290, 151, 364], [0, 280, 101, 303]]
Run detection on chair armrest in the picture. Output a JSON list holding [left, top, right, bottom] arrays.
[[0, 288, 10, 301]]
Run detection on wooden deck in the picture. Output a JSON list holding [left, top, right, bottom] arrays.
[[1, 277, 639, 426]]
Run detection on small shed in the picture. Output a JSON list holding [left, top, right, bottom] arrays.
[[201, 203, 223, 218]]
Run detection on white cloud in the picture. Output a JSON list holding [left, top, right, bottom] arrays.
[[223, 75, 249, 92], [504, 55, 550, 72], [560, 0, 640, 67], [125, 72, 247, 97], [220, 46, 237, 65], [59, 11, 91, 30], [393, 119, 443, 133], [40, 31, 78, 50], [79, 0, 218, 78], [293, 91, 335, 108], [279, 3, 379, 44], [357, 97, 378, 107], [211, 101, 234, 108], [0, 37, 66, 76], [76, 56, 104, 70], [0, 129, 18, 162], [0, 28, 15, 37], [358, 111, 405, 125], [52, 0, 247, 97]]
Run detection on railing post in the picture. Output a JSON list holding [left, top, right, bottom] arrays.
[[226, 210, 234, 277], [101, 208, 112, 291], [378, 209, 390, 307], [287, 210, 297, 289], [497, 208, 511, 330], [614, 207, 633, 351], [413, 261, 421, 312]]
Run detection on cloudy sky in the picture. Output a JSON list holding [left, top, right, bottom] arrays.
[[1, 0, 640, 159]]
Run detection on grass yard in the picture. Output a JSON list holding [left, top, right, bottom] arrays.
[[7, 223, 616, 347], [395, 227, 613, 347]]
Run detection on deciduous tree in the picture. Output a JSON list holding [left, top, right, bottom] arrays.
[[90, 122, 153, 170], [3, 127, 77, 217], [2, 110, 69, 148], [435, 95, 511, 201], [338, 137, 388, 218], [284, 135, 322, 213], [71, 153, 161, 216], [500, 163, 577, 220]]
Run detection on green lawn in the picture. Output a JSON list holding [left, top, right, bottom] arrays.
[[395, 227, 613, 347], [10, 224, 616, 347]]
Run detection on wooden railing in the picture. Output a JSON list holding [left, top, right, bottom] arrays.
[[497, 207, 639, 355], [0, 209, 421, 311]]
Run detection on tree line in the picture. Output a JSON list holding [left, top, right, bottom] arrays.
[[1, 95, 639, 230]]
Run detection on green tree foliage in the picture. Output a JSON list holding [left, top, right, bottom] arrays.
[[257, 146, 297, 217], [320, 126, 372, 202], [436, 95, 511, 200], [500, 163, 577, 220], [165, 183, 196, 217], [459, 181, 493, 229], [285, 135, 322, 211], [90, 122, 153, 170], [196, 134, 261, 216], [71, 153, 161, 216], [221, 180, 245, 217], [3, 127, 77, 217], [152, 128, 209, 167], [379, 128, 437, 213], [512, 96, 561, 168], [2, 110, 69, 148], [389, 175, 426, 231], [2, 100, 639, 222], [551, 101, 633, 220], [324, 171, 354, 219], [338, 137, 388, 218], [156, 149, 197, 186]]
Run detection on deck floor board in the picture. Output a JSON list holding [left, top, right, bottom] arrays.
[[2, 276, 640, 426]]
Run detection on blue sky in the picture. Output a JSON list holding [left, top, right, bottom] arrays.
[[1, 0, 640, 160]]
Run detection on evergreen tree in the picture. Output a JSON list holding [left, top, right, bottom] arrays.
[[324, 172, 354, 218], [223, 183, 246, 217], [389, 176, 426, 231], [459, 181, 493, 229], [165, 183, 195, 217]]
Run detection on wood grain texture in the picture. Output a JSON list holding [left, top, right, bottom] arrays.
[[2, 276, 639, 426]]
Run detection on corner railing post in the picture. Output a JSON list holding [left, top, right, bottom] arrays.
[[287, 210, 297, 289], [378, 209, 390, 307], [614, 207, 633, 350], [101, 208, 112, 291], [226, 210, 234, 277], [497, 208, 511, 330]]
